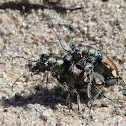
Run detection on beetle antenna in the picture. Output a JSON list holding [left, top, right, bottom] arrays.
[[12, 56, 38, 62], [49, 25, 70, 53], [12, 66, 34, 92], [103, 94, 125, 104], [12, 74, 23, 92], [11, 56, 38, 92]]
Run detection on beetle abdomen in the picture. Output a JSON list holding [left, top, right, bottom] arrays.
[[101, 54, 118, 77]]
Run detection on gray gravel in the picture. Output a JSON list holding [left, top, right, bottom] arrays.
[[0, 0, 126, 126]]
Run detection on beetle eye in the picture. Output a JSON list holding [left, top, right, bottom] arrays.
[[98, 52, 101, 57]]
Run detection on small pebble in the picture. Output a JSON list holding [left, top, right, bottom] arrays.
[[102, 0, 109, 1], [15, 93, 23, 100], [101, 103, 109, 107], [4, 109, 8, 112], [39, 115, 47, 121], [124, 112, 126, 116], [114, 55, 124, 61], [56, 123, 60, 126]]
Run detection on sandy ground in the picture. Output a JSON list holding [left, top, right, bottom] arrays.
[[0, 0, 126, 126]]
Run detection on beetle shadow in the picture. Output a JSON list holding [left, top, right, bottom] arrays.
[[0, 1, 69, 14], [1, 86, 89, 109], [1, 87, 66, 108]]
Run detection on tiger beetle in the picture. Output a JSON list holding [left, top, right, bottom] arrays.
[[49, 26, 119, 87], [49, 26, 124, 107], [12, 53, 84, 110], [65, 44, 119, 86]]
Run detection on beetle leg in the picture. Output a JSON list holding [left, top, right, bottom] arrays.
[[93, 72, 105, 86], [91, 72, 105, 100], [46, 71, 49, 84], [76, 90, 80, 111], [72, 89, 80, 111], [66, 91, 71, 109], [87, 73, 93, 98], [77, 93, 80, 111], [93, 85, 104, 100], [87, 82, 92, 98], [61, 82, 72, 111]]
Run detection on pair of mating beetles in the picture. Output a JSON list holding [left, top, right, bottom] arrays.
[[28, 43, 119, 110], [12, 26, 119, 110]]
